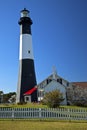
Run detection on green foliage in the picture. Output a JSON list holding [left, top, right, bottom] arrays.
[[17, 102, 27, 105], [43, 90, 64, 108], [0, 91, 4, 103], [3, 92, 16, 103], [72, 100, 87, 107], [0, 91, 3, 95], [67, 85, 87, 107]]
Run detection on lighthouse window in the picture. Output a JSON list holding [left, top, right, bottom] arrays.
[[28, 50, 30, 53]]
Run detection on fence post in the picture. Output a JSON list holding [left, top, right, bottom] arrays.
[[39, 108, 42, 119], [12, 108, 14, 120], [68, 109, 71, 122]]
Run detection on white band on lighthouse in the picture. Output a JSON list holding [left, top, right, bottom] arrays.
[[19, 34, 34, 60]]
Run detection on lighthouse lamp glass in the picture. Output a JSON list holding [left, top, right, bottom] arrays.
[[21, 11, 29, 17]]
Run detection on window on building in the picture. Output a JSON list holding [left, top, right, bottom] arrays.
[[28, 50, 30, 53], [25, 96, 31, 102], [57, 79, 59, 82], [57, 78, 62, 84], [26, 97, 29, 101], [67, 82, 69, 86], [47, 79, 52, 84], [47, 79, 49, 84], [59, 78, 62, 84]]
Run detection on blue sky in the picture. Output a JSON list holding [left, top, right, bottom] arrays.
[[0, 0, 87, 93]]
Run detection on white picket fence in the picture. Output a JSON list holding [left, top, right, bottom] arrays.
[[0, 107, 87, 120]]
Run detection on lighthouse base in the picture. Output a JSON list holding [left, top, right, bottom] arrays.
[[16, 59, 37, 103], [24, 90, 37, 103]]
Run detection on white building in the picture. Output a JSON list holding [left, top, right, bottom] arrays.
[[37, 70, 70, 105]]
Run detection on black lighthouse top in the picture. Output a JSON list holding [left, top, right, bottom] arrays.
[[21, 8, 29, 17], [19, 8, 32, 34]]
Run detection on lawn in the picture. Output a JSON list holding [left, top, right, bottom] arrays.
[[0, 103, 87, 110], [0, 103, 47, 108], [0, 121, 87, 130]]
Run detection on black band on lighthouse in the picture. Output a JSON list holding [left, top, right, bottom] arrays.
[[19, 17, 32, 34], [18, 59, 37, 102]]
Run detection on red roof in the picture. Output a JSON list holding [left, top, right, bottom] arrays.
[[72, 82, 87, 88], [24, 87, 37, 95]]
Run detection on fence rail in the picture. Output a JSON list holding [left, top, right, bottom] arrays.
[[0, 107, 87, 120]]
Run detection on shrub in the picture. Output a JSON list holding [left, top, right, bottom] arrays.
[[73, 100, 87, 107], [17, 102, 27, 105], [43, 90, 64, 108]]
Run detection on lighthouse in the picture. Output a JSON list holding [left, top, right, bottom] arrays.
[[16, 8, 37, 103]]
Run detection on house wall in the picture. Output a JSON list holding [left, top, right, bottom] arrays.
[[44, 80, 67, 105]]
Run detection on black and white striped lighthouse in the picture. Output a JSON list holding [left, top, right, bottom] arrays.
[[16, 8, 37, 103]]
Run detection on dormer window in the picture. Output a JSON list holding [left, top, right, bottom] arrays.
[[57, 78, 62, 84]]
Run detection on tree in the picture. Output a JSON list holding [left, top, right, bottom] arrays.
[[43, 90, 64, 108], [3, 92, 16, 103], [0, 91, 3, 95], [0, 91, 4, 103], [67, 85, 87, 107]]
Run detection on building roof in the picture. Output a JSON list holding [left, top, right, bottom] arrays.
[[37, 73, 69, 87], [72, 82, 87, 88], [24, 87, 37, 95], [44, 80, 66, 91]]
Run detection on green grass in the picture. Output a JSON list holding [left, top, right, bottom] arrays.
[[0, 103, 47, 108], [0, 121, 87, 130], [61, 105, 87, 109], [0, 103, 87, 110]]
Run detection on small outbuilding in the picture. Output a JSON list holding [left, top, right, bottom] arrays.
[[24, 87, 37, 102]]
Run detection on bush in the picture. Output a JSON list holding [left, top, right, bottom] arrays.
[[73, 100, 87, 107], [17, 102, 27, 105], [42, 90, 64, 108]]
